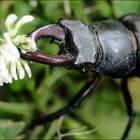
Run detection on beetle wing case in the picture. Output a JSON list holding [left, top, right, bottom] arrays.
[[120, 14, 140, 76], [91, 20, 137, 77]]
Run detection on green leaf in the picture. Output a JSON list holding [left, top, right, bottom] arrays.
[[70, 1, 89, 23], [95, 1, 112, 17], [39, 1, 64, 22], [13, 1, 31, 16], [113, 1, 140, 17], [0, 134, 5, 140], [0, 120, 25, 139], [0, 101, 33, 116], [43, 117, 64, 139]]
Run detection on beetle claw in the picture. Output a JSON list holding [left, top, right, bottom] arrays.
[[29, 24, 65, 42], [21, 24, 74, 66]]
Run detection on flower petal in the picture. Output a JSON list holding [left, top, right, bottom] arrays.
[[16, 15, 34, 30], [21, 60, 31, 78], [10, 62, 18, 80], [0, 57, 8, 76], [3, 32, 20, 59], [0, 79, 3, 86], [17, 61, 25, 79], [6, 73, 12, 83], [5, 14, 17, 31], [19, 67, 25, 79], [0, 57, 11, 84], [1, 47, 17, 62], [27, 37, 37, 50]]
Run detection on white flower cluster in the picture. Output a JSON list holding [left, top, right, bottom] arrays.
[[0, 14, 37, 86]]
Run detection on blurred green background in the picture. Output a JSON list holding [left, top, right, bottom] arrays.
[[0, 0, 140, 139]]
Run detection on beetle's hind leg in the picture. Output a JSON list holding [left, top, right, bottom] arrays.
[[29, 74, 101, 128], [121, 78, 136, 140]]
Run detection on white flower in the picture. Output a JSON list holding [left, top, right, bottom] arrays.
[[5, 14, 34, 37], [0, 57, 12, 86], [0, 14, 36, 86]]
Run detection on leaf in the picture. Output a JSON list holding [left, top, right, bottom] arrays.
[[0, 101, 33, 116], [113, 1, 140, 17], [0, 134, 5, 140], [95, 1, 113, 17], [43, 117, 64, 139], [70, 1, 89, 23], [0, 120, 25, 139], [39, 1, 64, 22], [13, 1, 31, 16]]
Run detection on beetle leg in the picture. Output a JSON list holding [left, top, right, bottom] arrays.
[[121, 78, 136, 140], [29, 73, 101, 128]]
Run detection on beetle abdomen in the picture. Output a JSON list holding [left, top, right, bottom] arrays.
[[91, 20, 137, 77], [120, 14, 140, 76]]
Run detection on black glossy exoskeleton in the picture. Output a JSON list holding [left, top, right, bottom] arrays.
[[22, 14, 140, 139]]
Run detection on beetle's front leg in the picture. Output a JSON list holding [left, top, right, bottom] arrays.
[[29, 73, 101, 128]]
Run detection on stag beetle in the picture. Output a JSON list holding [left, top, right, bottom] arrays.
[[21, 14, 140, 139]]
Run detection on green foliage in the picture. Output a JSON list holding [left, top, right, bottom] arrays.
[[0, 120, 25, 139], [112, 1, 140, 17], [0, 0, 140, 139]]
